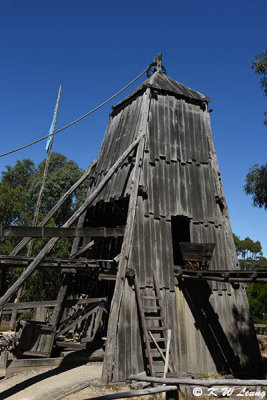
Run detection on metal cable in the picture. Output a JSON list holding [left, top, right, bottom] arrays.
[[0, 68, 147, 158]]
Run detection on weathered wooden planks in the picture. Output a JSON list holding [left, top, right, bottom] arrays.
[[1, 225, 124, 238], [174, 268, 267, 284], [102, 89, 151, 383]]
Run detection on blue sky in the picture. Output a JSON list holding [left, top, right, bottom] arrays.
[[0, 0, 266, 255]]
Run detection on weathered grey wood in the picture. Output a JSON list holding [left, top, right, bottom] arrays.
[[102, 89, 151, 383], [134, 273, 155, 376], [153, 271, 176, 373], [1, 225, 124, 238], [178, 242, 215, 262], [56, 305, 99, 336], [174, 269, 267, 284], [83, 386, 178, 400], [2, 297, 107, 313], [148, 331, 167, 363], [164, 329, 171, 377], [98, 274, 117, 281], [130, 375, 267, 387], [0, 137, 142, 311], [50, 274, 71, 327], [10, 161, 97, 256], [3, 300, 58, 310], [180, 275, 267, 284], [70, 240, 94, 259], [113, 253, 121, 263], [0, 255, 110, 269]]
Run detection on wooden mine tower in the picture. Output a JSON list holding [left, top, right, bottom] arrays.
[[0, 55, 264, 382]]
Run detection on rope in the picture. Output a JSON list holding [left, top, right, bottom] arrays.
[[0, 68, 147, 158]]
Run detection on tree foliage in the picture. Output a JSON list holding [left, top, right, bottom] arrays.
[[252, 49, 267, 125], [233, 233, 267, 324], [244, 51, 267, 209], [0, 153, 88, 301], [247, 283, 267, 324], [244, 163, 267, 210], [233, 233, 263, 263]]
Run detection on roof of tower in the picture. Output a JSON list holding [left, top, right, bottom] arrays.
[[113, 71, 208, 111]]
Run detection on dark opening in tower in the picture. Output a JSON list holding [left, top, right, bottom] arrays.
[[171, 216, 191, 265]]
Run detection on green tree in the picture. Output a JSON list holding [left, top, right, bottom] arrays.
[[24, 153, 85, 225], [247, 283, 267, 324], [233, 234, 267, 324], [0, 153, 88, 301], [244, 50, 267, 208], [233, 234, 263, 264], [244, 164, 267, 210]]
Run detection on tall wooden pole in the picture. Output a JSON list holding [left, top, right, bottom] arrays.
[[10, 86, 62, 329]]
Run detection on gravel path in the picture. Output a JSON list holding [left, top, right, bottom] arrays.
[[0, 362, 103, 400]]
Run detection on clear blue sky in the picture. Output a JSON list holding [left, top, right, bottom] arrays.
[[0, 1, 266, 255]]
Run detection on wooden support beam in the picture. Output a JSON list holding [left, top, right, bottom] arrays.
[[98, 274, 117, 281], [3, 297, 108, 314], [130, 374, 267, 387], [10, 160, 97, 256], [0, 255, 113, 269], [102, 88, 151, 384], [83, 386, 178, 400], [70, 240, 94, 259], [0, 136, 142, 312], [56, 305, 99, 336], [2, 297, 107, 311], [174, 269, 267, 284], [1, 225, 124, 238], [3, 300, 58, 310]]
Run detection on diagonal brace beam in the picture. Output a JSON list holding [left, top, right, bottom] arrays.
[[0, 136, 143, 311]]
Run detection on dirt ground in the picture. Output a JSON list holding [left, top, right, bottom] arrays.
[[0, 340, 266, 400], [0, 362, 106, 400]]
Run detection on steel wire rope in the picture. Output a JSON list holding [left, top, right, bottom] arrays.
[[0, 67, 148, 158]]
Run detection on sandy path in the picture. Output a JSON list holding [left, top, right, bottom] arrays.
[[0, 362, 103, 400]]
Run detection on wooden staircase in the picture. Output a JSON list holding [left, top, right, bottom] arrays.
[[134, 270, 176, 377]]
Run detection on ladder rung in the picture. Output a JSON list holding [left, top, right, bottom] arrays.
[[148, 337, 165, 342], [152, 361, 165, 366], [141, 296, 159, 300], [143, 306, 161, 310], [148, 327, 166, 331], [154, 372, 164, 376], [149, 348, 166, 354], [144, 316, 162, 320]]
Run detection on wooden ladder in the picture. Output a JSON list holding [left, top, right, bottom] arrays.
[[134, 270, 177, 377]]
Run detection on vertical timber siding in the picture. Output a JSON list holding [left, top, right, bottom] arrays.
[[88, 72, 261, 381]]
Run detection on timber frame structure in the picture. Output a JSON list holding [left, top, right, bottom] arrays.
[[0, 55, 266, 382]]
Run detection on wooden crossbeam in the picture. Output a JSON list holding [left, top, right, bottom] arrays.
[[174, 268, 267, 284], [0, 225, 124, 238], [0, 136, 142, 311], [0, 255, 114, 269], [10, 161, 97, 256], [2, 297, 108, 312]]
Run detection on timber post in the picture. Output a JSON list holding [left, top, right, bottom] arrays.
[[102, 88, 151, 383]]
